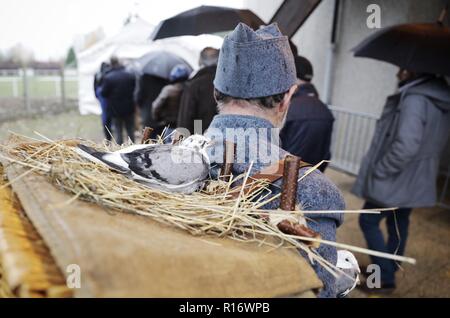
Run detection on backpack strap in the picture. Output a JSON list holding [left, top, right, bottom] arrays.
[[227, 157, 312, 199]]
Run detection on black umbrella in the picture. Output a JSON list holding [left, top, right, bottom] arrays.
[[135, 51, 193, 80], [353, 23, 450, 76], [150, 5, 265, 40]]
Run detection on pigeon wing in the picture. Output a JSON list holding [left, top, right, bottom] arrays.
[[336, 268, 359, 298], [77, 144, 129, 173], [121, 145, 209, 185]]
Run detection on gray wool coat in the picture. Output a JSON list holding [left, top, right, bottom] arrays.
[[352, 77, 450, 208], [205, 114, 345, 298]]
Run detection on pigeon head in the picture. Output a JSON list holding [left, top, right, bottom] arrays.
[[180, 135, 212, 151], [337, 250, 361, 273]]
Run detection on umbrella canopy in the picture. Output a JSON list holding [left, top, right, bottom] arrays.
[[353, 23, 450, 76], [150, 5, 265, 40], [135, 50, 193, 79]]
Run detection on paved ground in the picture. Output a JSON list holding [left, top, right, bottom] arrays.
[[326, 169, 450, 298], [1, 111, 449, 298]]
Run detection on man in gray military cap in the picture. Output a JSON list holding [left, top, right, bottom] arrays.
[[205, 23, 345, 298]]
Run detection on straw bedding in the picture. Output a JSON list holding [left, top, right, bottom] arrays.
[[0, 134, 345, 274]]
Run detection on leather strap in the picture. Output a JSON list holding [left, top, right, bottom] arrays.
[[228, 158, 312, 199]]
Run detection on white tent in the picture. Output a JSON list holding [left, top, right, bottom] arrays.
[[76, 17, 223, 115]]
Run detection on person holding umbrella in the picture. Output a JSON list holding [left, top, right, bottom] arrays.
[[352, 21, 450, 295], [151, 64, 191, 136], [134, 74, 169, 135], [134, 51, 192, 138]]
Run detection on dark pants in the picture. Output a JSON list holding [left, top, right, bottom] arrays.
[[359, 201, 412, 285], [112, 114, 135, 145]]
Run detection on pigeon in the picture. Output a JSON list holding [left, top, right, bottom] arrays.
[[336, 250, 361, 298], [75, 135, 212, 194]]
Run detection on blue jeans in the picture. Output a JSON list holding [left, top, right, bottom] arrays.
[[359, 201, 412, 285], [95, 87, 112, 141]]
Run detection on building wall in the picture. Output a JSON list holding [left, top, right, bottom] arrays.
[[245, 0, 450, 166], [328, 0, 447, 115], [246, 0, 448, 114], [244, 0, 284, 23]]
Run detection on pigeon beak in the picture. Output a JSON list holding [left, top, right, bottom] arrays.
[[206, 140, 216, 148]]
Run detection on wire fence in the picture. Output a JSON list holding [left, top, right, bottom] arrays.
[[0, 68, 78, 122]]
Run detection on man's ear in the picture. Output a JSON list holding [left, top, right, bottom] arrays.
[[279, 84, 298, 113]]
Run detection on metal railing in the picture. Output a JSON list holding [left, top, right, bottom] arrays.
[[328, 105, 378, 175], [328, 105, 450, 209]]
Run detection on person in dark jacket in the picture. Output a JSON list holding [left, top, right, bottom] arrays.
[[101, 56, 136, 144], [152, 65, 191, 130], [134, 74, 170, 138], [94, 62, 112, 141], [280, 56, 334, 172], [353, 70, 450, 295], [177, 47, 219, 135]]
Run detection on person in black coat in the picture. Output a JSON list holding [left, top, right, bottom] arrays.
[[101, 56, 136, 144], [134, 74, 170, 138], [280, 56, 334, 172], [177, 47, 219, 135]]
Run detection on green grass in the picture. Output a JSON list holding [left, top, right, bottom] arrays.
[[0, 110, 103, 143], [0, 77, 78, 98]]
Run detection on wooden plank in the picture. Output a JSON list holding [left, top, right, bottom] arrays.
[[270, 0, 322, 38]]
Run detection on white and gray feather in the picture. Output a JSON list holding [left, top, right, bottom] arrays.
[[75, 135, 211, 194]]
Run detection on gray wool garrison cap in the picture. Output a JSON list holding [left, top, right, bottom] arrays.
[[213, 22, 297, 99]]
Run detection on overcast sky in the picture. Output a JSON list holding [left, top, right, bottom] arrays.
[[0, 0, 244, 60]]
